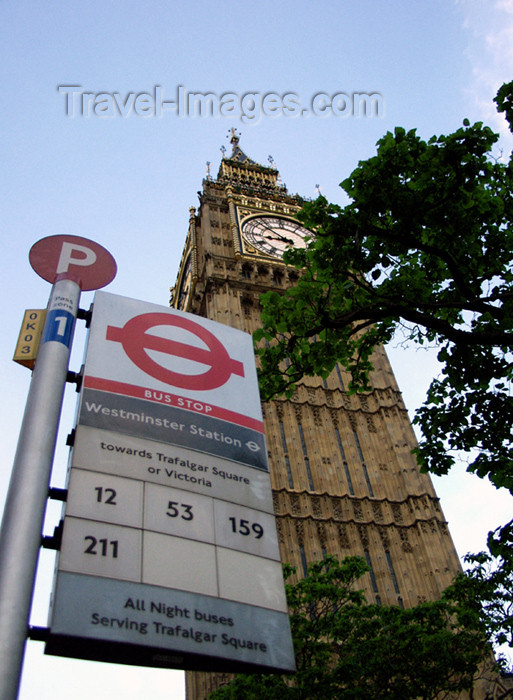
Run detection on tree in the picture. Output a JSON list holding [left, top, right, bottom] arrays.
[[257, 82, 513, 492], [209, 556, 497, 700], [254, 83, 513, 662], [457, 521, 513, 659], [255, 83, 513, 564]]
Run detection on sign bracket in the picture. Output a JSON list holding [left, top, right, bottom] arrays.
[[27, 626, 50, 642], [48, 487, 68, 502], [40, 521, 64, 551], [66, 369, 83, 391], [77, 305, 93, 327]]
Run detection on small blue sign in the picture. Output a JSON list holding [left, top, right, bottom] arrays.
[[42, 309, 75, 348]]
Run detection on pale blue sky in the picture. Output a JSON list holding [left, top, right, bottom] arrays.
[[2, 1, 513, 698]]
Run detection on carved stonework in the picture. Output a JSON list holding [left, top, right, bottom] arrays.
[[400, 529, 413, 553], [311, 496, 323, 518], [372, 502, 383, 522], [357, 524, 369, 548], [329, 409, 339, 427], [366, 415, 377, 433], [392, 504, 403, 523], [331, 497, 343, 519], [338, 524, 350, 548], [172, 143, 470, 700], [316, 522, 327, 544], [290, 493, 301, 515], [276, 518, 285, 544], [272, 492, 280, 512], [378, 526, 390, 549], [353, 501, 364, 521]]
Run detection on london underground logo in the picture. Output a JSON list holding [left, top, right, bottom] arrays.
[[106, 312, 245, 391]]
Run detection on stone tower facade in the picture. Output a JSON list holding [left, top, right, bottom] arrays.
[[171, 134, 464, 699]]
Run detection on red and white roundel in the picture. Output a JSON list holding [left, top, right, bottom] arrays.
[[82, 291, 263, 424], [106, 312, 245, 391]]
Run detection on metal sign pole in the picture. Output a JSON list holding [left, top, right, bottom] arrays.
[[0, 278, 80, 700]]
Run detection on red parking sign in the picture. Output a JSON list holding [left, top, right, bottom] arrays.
[[29, 235, 117, 290]]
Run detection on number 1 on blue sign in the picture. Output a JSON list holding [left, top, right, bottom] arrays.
[[42, 309, 75, 348]]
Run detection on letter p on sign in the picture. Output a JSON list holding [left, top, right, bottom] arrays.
[[56, 242, 97, 275], [30, 235, 117, 291]]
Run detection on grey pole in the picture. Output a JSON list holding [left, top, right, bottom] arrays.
[[0, 278, 80, 700]]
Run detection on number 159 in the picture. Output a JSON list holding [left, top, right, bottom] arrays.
[[228, 517, 263, 539]]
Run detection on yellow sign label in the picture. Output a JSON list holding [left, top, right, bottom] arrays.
[[13, 309, 46, 369]]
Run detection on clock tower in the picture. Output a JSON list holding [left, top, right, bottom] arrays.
[[171, 132, 463, 699]]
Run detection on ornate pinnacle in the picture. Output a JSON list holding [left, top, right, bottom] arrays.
[[229, 127, 241, 146]]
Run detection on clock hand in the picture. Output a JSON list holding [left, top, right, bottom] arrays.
[[266, 234, 294, 245], [260, 220, 294, 239], [262, 227, 294, 242]]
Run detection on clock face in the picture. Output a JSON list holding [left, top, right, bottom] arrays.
[[241, 216, 311, 258]]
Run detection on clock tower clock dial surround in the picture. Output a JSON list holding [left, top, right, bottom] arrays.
[[241, 215, 311, 258]]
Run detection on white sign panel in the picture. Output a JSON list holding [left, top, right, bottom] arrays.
[[82, 290, 263, 427], [46, 292, 295, 673], [70, 426, 274, 512]]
